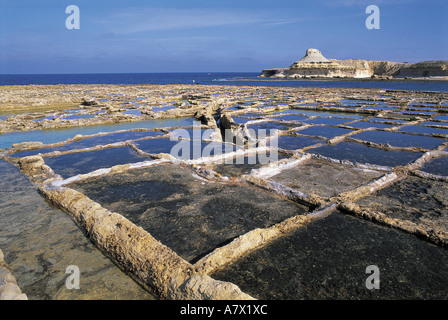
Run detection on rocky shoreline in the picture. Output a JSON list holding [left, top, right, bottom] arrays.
[[0, 249, 27, 300], [1, 83, 447, 136], [260, 48, 448, 80]]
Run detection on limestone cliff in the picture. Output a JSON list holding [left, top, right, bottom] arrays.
[[260, 48, 448, 79], [395, 61, 448, 78]]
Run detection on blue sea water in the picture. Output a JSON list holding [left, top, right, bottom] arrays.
[[0, 72, 447, 92]]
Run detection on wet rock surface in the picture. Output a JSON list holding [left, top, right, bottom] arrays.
[[355, 176, 448, 237], [0, 160, 155, 300], [0, 249, 27, 300], [270, 158, 384, 199], [201, 151, 290, 178], [213, 212, 448, 299], [67, 163, 309, 262]]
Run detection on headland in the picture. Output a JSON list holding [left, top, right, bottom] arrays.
[[260, 48, 448, 80]]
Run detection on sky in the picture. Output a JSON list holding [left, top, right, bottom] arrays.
[[0, 0, 447, 74]]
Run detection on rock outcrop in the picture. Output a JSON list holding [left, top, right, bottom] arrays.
[[396, 61, 448, 78], [0, 249, 28, 300], [260, 48, 448, 79]]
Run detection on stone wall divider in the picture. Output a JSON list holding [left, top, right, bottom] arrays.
[[38, 183, 255, 300]]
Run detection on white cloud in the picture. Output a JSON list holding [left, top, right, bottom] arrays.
[[96, 7, 297, 35], [98, 8, 265, 34]]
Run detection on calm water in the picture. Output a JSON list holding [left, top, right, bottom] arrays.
[[1, 72, 447, 92], [0, 117, 194, 149]]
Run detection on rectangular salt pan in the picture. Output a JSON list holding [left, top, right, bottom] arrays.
[[67, 164, 309, 262], [44, 146, 148, 178], [274, 135, 323, 150], [212, 212, 448, 299], [9, 131, 164, 158], [133, 138, 240, 160], [270, 158, 383, 198], [297, 126, 352, 139], [310, 142, 423, 167], [352, 130, 444, 149], [420, 156, 448, 176]]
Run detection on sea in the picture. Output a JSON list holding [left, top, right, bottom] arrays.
[[0, 72, 447, 92]]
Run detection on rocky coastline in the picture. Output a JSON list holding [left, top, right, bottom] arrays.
[[260, 48, 448, 80], [1, 83, 447, 300]]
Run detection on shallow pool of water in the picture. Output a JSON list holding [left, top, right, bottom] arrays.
[[63, 114, 96, 120], [420, 156, 448, 176], [297, 126, 353, 139], [338, 99, 376, 105], [298, 110, 366, 119], [0, 160, 155, 300], [435, 115, 448, 121], [303, 117, 353, 126], [348, 121, 396, 129], [9, 130, 166, 158], [420, 121, 448, 127], [272, 114, 308, 122], [44, 146, 148, 178], [310, 141, 423, 167], [203, 151, 288, 176], [247, 121, 301, 132], [369, 117, 408, 124], [398, 125, 448, 136], [274, 135, 323, 151], [351, 130, 445, 149], [0, 117, 195, 149]]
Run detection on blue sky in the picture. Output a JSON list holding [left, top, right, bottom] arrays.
[[0, 0, 447, 74]]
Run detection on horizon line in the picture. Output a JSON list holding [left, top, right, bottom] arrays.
[[0, 71, 261, 76]]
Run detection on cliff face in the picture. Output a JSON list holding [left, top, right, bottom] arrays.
[[367, 60, 406, 76], [395, 61, 448, 78], [260, 49, 448, 79]]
